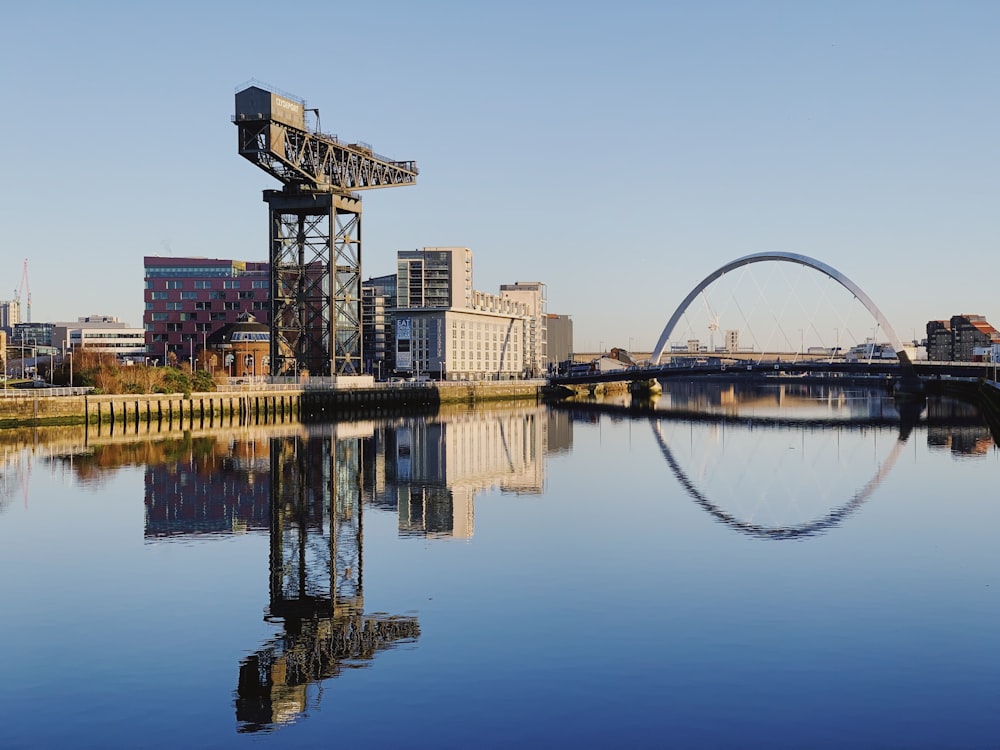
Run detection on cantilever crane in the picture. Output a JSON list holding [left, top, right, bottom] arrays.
[[235, 84, 418, 376]]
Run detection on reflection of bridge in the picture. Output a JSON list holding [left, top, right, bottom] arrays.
[[551, 384, 992, 540], [652, 419, 906, 540]]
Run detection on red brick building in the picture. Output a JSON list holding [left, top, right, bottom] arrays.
[[143, 256, 270, 365]]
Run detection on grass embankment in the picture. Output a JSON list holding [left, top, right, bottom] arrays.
[[39, 350, 220, 395]]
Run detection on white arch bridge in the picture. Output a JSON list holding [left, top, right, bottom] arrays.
[[550, 252, 994, 388]]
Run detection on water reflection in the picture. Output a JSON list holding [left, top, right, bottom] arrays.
[[0, 406, 571, 733], [365, 406, 560, 538], [2, 392, 995, 740], [555, 382, 994, 540], [236, 426, 419, 732]]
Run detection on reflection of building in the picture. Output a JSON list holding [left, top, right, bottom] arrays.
[[144, 436, 273, 537], [925, 397, 994, 456], [366, 408, 550, 538]]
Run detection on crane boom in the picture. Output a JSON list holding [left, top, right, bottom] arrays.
[[235, 85, 417, 193]]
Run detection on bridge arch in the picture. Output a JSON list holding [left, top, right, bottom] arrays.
[[650, 252, 908, 366]]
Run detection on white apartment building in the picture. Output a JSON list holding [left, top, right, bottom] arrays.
[[500, 282, 547, 376], [391, 247, 536, 380]]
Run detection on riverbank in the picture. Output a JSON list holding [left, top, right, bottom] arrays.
[[0, 380, 546, 430]]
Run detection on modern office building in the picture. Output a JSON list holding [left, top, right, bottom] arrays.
[[53, 316, 145, 359], [143, 256, 270, 365], [11, 322, 54, 351]]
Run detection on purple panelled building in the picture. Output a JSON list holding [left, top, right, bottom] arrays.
[[143, 256, 270, 365]]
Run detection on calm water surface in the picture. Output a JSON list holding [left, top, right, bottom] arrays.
[[1, 384, 999, 749]]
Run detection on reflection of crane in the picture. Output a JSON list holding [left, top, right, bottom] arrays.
[[14, 258, 30, 323], [234, 83, 418, 376], [236, 430, 418, 732]]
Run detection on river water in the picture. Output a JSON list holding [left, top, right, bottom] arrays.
[[1, 383, 998, 749]]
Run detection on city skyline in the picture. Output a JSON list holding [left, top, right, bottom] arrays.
[[2, 2, 997, 350]]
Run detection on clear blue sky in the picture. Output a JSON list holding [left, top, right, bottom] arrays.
[[1, 1, 997, 351]]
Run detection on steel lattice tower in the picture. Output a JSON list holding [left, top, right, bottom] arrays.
[[235, 83, 417, 376]]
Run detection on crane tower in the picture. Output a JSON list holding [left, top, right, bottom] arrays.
[[234, 84, 418, 376]]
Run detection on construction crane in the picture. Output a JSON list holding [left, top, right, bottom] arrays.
[[14, 258, 30, 324], [234, 82, 418, 376]]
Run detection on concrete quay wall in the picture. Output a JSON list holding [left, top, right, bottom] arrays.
[[300, 381, 541, 421], [0, 381, 544, 429], [0, 389, 302, 430]]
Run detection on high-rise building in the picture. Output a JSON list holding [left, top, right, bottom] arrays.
[[143, 256, 269, 365], [545, 313, 573, 368], [395, 247, 473, 309], [0, 300, 19, 331], [926, 320, 952, 361], [362, 274, 397, 378]]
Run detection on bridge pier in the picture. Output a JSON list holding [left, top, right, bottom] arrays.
[[628, 379, 663, 396]]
